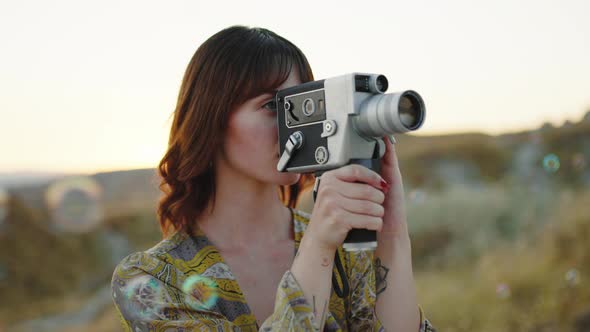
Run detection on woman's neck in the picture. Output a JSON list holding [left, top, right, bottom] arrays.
[[196, 160, 293, 250]]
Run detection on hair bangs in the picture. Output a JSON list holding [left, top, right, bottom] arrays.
[[234, 35, 313, 107]]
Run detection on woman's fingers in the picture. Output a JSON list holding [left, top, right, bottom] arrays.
[[307, 164, 387, 251], [335, 194, 385, 217], [336, 181, 385, 204], [337, 209, 383, 232], [332, 164, 385, 189]]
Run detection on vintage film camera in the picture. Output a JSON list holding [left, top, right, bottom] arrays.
[[276, 73, 426, 251]]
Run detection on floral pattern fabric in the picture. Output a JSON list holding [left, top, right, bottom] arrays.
[[111, 209, 436, 331]]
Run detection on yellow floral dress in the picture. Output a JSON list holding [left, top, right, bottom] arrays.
[[111, 209, 436, 331]]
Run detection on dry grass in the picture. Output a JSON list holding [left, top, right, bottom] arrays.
[[51, 188, 590, 332], [2, 121, 590, 330], [414, 189, 590, 331]]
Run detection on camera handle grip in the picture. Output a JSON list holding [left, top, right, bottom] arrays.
[[312, 140, 386, 298], [311, 144, 382, 299], [312, 160, 382, 252], [343, 158, 381, 251]]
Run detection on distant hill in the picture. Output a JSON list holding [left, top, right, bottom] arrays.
[[3, 168, 160, 225], [395, 117, 590, 189], [0, 172, 67, 189], [0, 112, 589, 327], [2, 112, 589, 221]]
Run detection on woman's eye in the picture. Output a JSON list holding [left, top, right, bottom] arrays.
[[262, 100, 277, 113]]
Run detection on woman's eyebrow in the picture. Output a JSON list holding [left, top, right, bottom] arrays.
[[255, 92, 274, 101]]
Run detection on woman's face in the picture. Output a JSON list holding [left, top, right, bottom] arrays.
[[219, 70, 302, 186]]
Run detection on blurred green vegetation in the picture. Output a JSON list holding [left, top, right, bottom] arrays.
[[1, 119, 589, 331], [0, 196, 161, 327], [395, 121, 590, 189], [413, 189, 590, 331]]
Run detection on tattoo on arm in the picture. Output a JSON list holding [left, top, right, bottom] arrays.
[[321, 257, 330, 267], [375, 258, 390, 296]]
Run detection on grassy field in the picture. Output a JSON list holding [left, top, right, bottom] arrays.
[[412, 187, 590, 331], [3, 183, 588, 331], [2, 121, 589, 331]]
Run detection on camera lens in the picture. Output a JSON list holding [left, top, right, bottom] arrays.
[[376, 75, 388, 93], [399, 94, 421, 129], [355, 90, 425, 137]]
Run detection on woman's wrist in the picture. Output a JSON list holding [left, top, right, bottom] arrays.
[[376, 229, 412, 258], [291, 233, 335, 330], [378, 216, 411, 242], [295, 234, 336, 268], [298, 232, 337, 258]]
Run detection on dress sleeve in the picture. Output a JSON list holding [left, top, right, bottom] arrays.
[[418, 305, 437, 332], [344, 249, 384, 331], [344, 249, 437, 332], [259, 270, 318, 331]]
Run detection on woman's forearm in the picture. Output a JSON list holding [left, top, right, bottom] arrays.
[[290, 235, 335, 331], [375, 233, 421, 332]]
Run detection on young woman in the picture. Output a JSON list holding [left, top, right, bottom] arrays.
[[111, 26, 436, 332]]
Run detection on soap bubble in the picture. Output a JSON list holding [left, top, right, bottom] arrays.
[[542, 154, 560, 173], [45, 176, 103, 233], [496, 283, 511, 299], [182, 275, 219, 310], [123, 275, 166, 320], [565, 268, 580, 287], [408, 189, 426, 204]]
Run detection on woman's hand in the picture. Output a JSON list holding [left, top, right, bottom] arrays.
[[378, 136, 409, 237], [306, 164, 388, 252], [292, 164, 386, 330]]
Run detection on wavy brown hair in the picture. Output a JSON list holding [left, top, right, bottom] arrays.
[[157, 26, 315, 237]]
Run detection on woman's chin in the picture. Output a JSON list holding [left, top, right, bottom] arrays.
[[271, 157, 301, 185], [277, 172, 301, 186]]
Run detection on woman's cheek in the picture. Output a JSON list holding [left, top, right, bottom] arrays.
[[264, 115, 279, 143]]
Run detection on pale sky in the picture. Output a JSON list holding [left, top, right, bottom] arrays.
[[1, 0, 589, 174]]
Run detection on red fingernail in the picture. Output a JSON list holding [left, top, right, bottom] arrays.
[[380, 179, 390, 193]]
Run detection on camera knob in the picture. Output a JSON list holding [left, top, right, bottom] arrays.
[[321, 120, 337, 138], [302, 98, 315, 116], [315, 146, 329, 164], [284, 100, 293, 112]]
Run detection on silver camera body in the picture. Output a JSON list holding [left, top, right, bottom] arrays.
[[276, 73, 426, 173]]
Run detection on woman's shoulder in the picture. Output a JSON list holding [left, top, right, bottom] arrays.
[[110, 233, 220, 326], [111, 231, 191, 285]]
